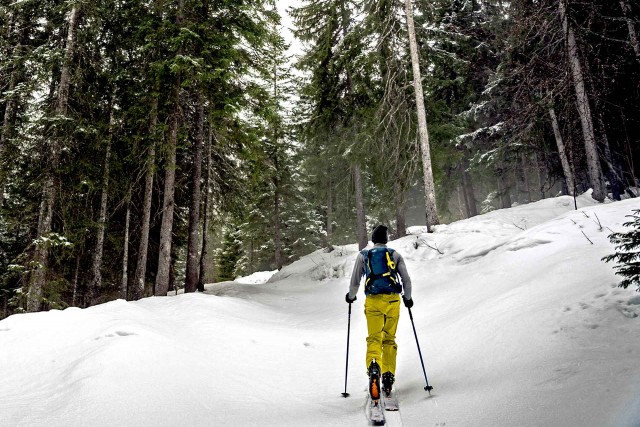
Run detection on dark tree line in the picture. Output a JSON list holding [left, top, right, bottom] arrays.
[[0, 0, 320, 316], [293, 0, 639, 239]]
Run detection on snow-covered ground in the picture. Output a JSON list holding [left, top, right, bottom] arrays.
[[1, 193, 640, 426]]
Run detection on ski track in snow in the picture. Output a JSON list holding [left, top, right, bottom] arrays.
[[1, 193, 640, 426]]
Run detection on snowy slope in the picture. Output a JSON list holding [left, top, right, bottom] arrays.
[[1, 194, 640, 427]]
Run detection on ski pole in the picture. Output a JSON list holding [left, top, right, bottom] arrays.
[[342, 302, 352, 398], [408, 307, 433, 394]]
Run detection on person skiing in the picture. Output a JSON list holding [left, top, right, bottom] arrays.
[[345, 224, 413, 402]]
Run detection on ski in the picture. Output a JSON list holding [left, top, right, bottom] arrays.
[[366, 396, 386, 426], [383, 391, 399, 411]]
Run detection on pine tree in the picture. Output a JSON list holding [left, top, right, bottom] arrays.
[[603, 210, 640, 291]]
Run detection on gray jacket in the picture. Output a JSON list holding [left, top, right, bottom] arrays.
[[348, 243, 412, 301]]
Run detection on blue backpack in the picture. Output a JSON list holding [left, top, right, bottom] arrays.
[[362, 247, 402, 295]]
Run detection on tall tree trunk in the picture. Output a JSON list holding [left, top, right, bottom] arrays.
[[121, 196, 131, 300], [274, 183, 283, 270], [620, 0, 640, 61], [326, 177, 333, 245], [394, 180, 407, 238], [496, 161, 511, 209], [517, 153, 532, 203], [132, 0, 163, 301], [535, 152, 547, 199], [459, 166, 471, 218], [559, 0, 605, 202], [353, 164, 367, 250], [72, 254, 80, 307], [457, 185, 468, 219], [185, 96, 204, 293], [598, 114, 623, 200], [132, 94, 158, 300], [272, 61, 284, 271], [0, 68, 17, 210], [549, 107, 575, 196], [461, 157, 478, 217], [88, 106, 114, 304], [155, 82, 180, 296], [27, 6, 81, 312], [197, 123, 213, 293], [404, 0, 439, 232], [0, 10, 22, 209], [155, 0, 184, 296]]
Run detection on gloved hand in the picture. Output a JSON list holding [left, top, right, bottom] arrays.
[[403, 297, 414, 308], [345, 293, 357, 304]]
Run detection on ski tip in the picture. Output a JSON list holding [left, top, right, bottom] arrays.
[[341, 392, 350, 398]]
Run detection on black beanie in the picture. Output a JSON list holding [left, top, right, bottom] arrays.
[[371, 225, 388, 244]]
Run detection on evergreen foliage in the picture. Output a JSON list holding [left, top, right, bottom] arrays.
[[603, 210, 640, 292]]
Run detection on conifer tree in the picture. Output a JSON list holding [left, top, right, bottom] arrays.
[[603, 210, 640, 291]]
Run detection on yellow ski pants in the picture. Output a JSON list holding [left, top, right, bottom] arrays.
[[365, 293, 401, 375]]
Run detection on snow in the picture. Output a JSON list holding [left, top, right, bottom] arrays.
[[236, 270, 278, 284], [2, 194, 640, 426]]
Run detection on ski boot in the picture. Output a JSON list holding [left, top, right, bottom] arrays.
[[368, 359, 382, 401], [382, 371, 394, 397]]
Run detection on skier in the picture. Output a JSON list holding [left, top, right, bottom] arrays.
[[345, 224, 413, 402]]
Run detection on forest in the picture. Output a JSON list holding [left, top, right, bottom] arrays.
[[0, 0, 639, 317]]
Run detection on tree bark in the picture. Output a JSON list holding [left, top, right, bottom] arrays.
[[155, 82, 180, 296], [121, 196, 131, 300], [353, 164, 368, 250], [559, 0, 605, 202], [598, 114, 623, 200], [27, 6, 81, 312], [394, 180, 407, 238], [619, 0, 640, 61], [197, 123, 213, 292], [272, 61, 284, 271], [185, 96, 204, 293], [461, 156, 478, 217], [535, 152, 547, 199], [520, 153, 532, 203], [326, 177, 333, 245], [404, 0, 439, 232], [88, 106, 114, 304], [496, 161, 511, 209], [549, 107, 575, 196], [155, 0, 184, 296], [457, 185, 468, 219], [72, 255, 80, 307], [274, 183, 283, 270], [132, 93, 158, 300]]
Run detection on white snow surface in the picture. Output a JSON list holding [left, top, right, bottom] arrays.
[[2, 193, 640, 427], [236, 270, 278, 285]]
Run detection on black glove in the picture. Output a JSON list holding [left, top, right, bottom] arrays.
[[345, 293, 357, 304], [403, 298, 414, 308]]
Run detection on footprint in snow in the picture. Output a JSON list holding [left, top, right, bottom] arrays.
[[628, 296, 640, 306], [616, 296, 640, 319]]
